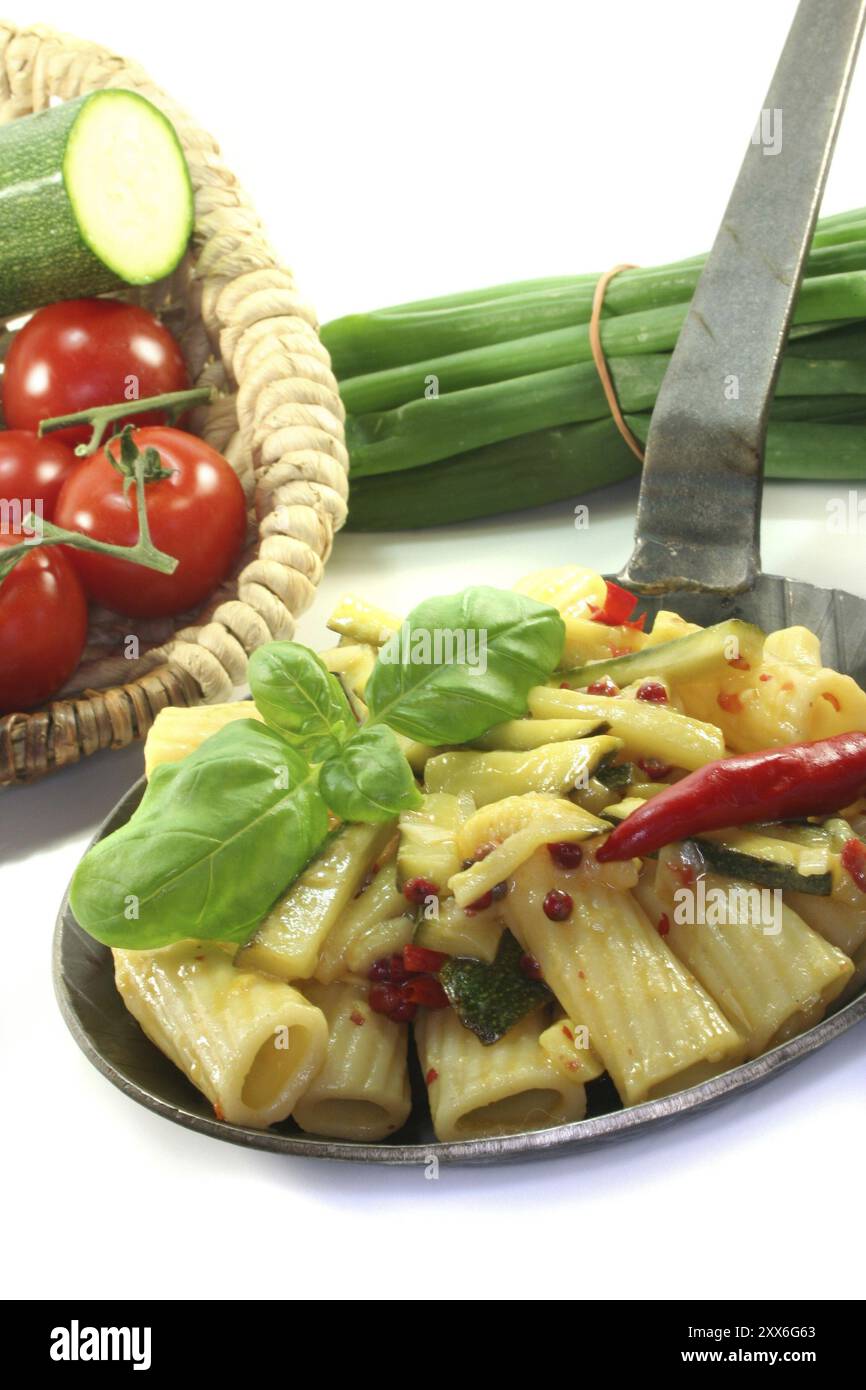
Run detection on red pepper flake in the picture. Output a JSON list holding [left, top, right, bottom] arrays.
[[727, 656, 751, 671], [672, 862, 695, 887], [635, 679, 668, 704], [717, 691, 744, 714], [623, 612, 648, 632], [465, 890, 494, 915], [559, 681, 572, 690], [609, 645, 632, 658], [637, 756, 673, 782], [586, 675, 620, 698], [519, 953, 544, 980], [657, 913, 671, 937], [566, 1060, 581, 1072], [194, 954, 205, 961], [592, 580, 641, 627], [213, 1102, 225, 1121], [350, 1009, 366, 1027], [547, 840, 584, 870], [759, 673, 772, 682], [543, 888, 573, 922], [780, 681, 794, 692], [841, 837, 866, 893], [403, 876, 439, 905], [425, 1068, 439, 1085], [577, 969, 586, 980], [404, 976, 449, 1009], [403, 943, 448, 974], [822, 691, 842, 712], [561, 1024, 575, 1041]]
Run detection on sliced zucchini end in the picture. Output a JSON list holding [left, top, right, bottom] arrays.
[[64, 89, 194, 286]]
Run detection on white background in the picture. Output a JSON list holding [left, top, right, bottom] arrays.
[[3, 0, 866, 1302]]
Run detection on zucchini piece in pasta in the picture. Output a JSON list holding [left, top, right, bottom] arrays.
[[315, 857, 407, 983], [425, 737, 622, 806], [647, 851, 854, 1056], [416, 1007, 587, 1142], [397, 792, 470, 894], [528, 686, 725, 770], [502, 850, 744, 1105], [293, 982, 411, 1141], [236, 820, 396, 982], [113, 942, 327, 1129]]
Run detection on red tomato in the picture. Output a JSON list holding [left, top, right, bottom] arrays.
[[54, 427, 247, 618], [0, 532, 88, 714], [3, 299, 189, 446], [0, 430, 80, 522]]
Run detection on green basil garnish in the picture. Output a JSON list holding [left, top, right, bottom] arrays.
[[320, 723, 423, 824], [247, 641, 356, 762], [70, 721, 329, 948], [365, 586, 565, 745]]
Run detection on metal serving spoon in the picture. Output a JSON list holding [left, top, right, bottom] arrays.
[[54, 0, 866, 1163]]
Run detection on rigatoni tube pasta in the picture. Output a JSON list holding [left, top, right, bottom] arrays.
[[502, 850, 745, 1105], [113, 943, 328, 1129], [415, 1007, 587, 1142], [293, 981, 411, 1141]]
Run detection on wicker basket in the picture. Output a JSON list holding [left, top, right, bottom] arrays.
[[0, 21, 348, 786]]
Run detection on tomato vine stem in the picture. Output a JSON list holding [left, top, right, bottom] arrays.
[[38, 386, 212, 456]]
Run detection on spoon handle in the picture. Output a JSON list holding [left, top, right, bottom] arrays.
[[620, 0, 866, 595]]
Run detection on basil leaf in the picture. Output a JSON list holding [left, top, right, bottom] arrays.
[[319, 724, 423, 823], [70, 721, 329, 948], [439, 931, 552, 1045], [248, 641, 356, 762], [365, 586, 565, 745]]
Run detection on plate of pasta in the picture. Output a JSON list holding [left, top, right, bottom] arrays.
[[55, 566, 866, 1161]]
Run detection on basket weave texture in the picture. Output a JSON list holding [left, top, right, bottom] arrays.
[[0, 21, 348, 786]]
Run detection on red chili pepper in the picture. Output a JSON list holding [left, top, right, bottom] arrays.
[[403, 944, 448, 974], [597, 733, 866, 862], [591, 580, 641, 627]]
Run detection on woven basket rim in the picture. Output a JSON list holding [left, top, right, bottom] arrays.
[[0, 20, 347, 786]]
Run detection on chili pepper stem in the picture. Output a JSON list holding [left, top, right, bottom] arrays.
[[38, 386, 212, 456], [0, 448, 178, 585]]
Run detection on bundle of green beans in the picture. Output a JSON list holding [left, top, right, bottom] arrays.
[[321, 206, 866, 530]]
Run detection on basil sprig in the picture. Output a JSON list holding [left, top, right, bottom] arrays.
[[70, 721, 329, 948], [70, 586, 566, 950], [365, 586, 565, 744]]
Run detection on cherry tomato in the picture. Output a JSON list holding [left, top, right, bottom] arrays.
[[54, 427, 247, 618], [0, 430, 80, 522], [0, 532, 88, 714], [3, 299, 189, 447]]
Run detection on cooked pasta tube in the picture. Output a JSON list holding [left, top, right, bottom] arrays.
[[113, 942, 327, 1129], [502, 850, 744, 1105], [315, 859, 407, 983], [144, 701, 262, 776], [415, 1007, 587, 1142], [527, 686, 725, 769], [293, 981, 411, 1141], [647, 851, 854, 1056]]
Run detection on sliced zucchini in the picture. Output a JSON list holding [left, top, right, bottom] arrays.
[[315, 858, 406, 983], [0, 90, 193, 316], [688, 829, 833, 896], [561, 619, 765, 690], [529, 687, 724, 770], [439, 931, 552, 1045], [471, 717, 606, 751], [595, 758, 634, 790], [414, 896, 505, 964], [397, 793, 467, 893], [599, 796, 649, 824], [236, 821, 396, 981], [424, 736, 622, 806]]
